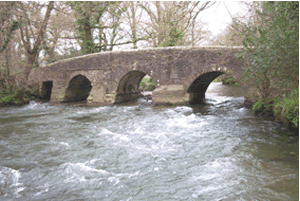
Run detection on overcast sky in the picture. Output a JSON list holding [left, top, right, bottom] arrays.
[[200, 1, 243, 36]]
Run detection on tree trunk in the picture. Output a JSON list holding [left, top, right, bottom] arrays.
[[20, 1, 54, 83], [4, 48, 10, 77], [130, 2, 137, 49], [21, 54, 36, 84], [84, 19, 94, 54]]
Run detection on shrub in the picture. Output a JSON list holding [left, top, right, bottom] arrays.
[[273, 89, 299, 128], [252, 97, 274, 115], [139, 77, 156, 91], [0, 84, 39, 106], [147, 83, 156, 91], [0, 89, 22, 105], [221, 71, 237, 85], [222, 77, 237, 85], [252, 88, 299, 128]]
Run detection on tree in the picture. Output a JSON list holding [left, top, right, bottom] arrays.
[[66, 1, 109, 54], [104, 2, 127, 51], [139, 1, 215, 47], [184, 17, 210, 46], [16, 1, 54, 82], [238, 1, 298, 98], [0, 1, 55, 105], [0, 2, 18, 78], [66, 1, 131, 54], [236, 1, 299, 127], [158, 22, 184, 47], [121, 2, 144, 49], [40, 2, 79, 64], [209, 17, 244, 46]]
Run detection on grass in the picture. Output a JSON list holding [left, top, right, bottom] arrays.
[[252, 88, 299, 129]]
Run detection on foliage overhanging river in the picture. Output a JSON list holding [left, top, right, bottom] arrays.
[[0, 83, 298, 200]]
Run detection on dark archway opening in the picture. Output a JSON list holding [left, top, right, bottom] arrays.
[[63, 75, 92, 102], [116, 71, 156, 103], [117, 71, 146, 94], [188, 71, 224, 104], [40, 81, 53, 100]]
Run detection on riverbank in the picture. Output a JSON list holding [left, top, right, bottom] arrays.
[[0, 84, 39, 107], [215, 72, 299, 131], [252, 88, 299, 131]]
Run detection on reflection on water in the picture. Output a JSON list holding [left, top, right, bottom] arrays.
[[206, 82, 245, 97], [0, 83, 298, 201]]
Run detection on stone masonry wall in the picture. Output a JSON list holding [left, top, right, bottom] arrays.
[[27, 46, 249, 105]]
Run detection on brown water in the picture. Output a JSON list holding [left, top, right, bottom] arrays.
[[0, 82, 298, 200]]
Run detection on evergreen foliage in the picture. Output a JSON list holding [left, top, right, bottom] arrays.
[[66, 1, 124, 55], [158, 23, 184, 47]]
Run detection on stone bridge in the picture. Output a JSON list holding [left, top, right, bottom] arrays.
[[28, 46, 249, 105]]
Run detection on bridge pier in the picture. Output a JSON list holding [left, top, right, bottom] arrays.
[[85, 85, 110, 103], [152, 85, 189, 105], [49, 81, 67, 103]]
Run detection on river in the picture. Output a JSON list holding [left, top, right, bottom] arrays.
[[0, 82, 298, 200]]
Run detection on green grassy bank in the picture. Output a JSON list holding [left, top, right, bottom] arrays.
[[252, 88, 299, 129]]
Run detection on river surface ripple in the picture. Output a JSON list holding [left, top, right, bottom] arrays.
[[0, 83, 298, 201]]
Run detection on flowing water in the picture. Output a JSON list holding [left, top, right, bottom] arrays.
[[0, 83, 298, 201]]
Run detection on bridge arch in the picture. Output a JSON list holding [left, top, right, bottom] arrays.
[[63, 74, 92, 102], [114, 70, 157, 103], [184, 65, 232, 104], [117, 70, 147, 93], [187, 71, 224, 104], [185, 63, 243, 104]]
